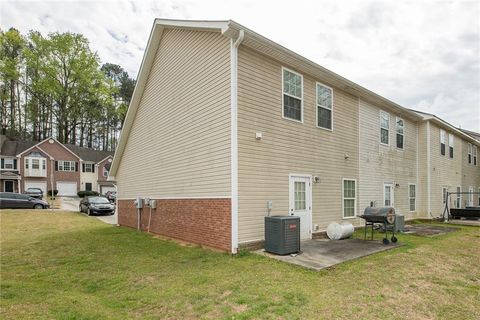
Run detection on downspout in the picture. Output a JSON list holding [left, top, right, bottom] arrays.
[[231, 29, 244, 254], [426, 121, 431, 217]]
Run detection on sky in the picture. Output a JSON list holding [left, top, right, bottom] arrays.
[[1, 0, 479, 131]]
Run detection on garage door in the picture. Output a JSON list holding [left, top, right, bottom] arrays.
[[25, 181, 47, 194], [100, 185, 116, 195], [57, 182, 77, 196]]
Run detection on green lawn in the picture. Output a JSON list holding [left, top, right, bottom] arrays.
[[1, 211, 479, 319]]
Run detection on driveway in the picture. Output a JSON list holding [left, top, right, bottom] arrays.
[[58, 197, 80, 211]]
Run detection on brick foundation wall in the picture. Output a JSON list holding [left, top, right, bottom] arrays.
[[117, 198, 231, 251]]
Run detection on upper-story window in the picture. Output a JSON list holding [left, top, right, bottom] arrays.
[[282, 68, 303, 122], [468, 143, 472, 164], [380, 111, 390, 145], [83, 163, 94, 173], [440, 129, 446, 156], [448, 134, 454, 158], [103, 166, 109, 177], [316, 83, 333, 130], [396, 117, 404, 149], [1, 158, 16, 170], [57, 160, 76, 172], [24, 156, 46, 177], [474, 145, 478, 166]]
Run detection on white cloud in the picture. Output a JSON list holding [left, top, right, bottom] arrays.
[[1, 0, 479, 131]]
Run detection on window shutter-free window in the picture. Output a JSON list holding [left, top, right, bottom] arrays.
[[282, 68, 303, 121], [467, 143, 472, 164], [316, 83, 333, 130], [380, 111, 390, 145], [343, 179, 356, 218], [396, 117, 404, 149], [440, 129, 446, 156], [448, 134, 454, 158], [409, 184, 416, 211], [474, 146, 478, 166]]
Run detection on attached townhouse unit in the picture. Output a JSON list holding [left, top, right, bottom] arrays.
[[108, 19, 480, 253], [0, 135, 115, 196]]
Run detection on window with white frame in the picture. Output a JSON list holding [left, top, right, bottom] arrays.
[[468, 187, 474, 206], [84, 163, 94, 173], [380, 111, 389, 145], [3, 158, 14, 169], [343, 179, 356, 218], [396, 117, 404, 149], [58, 160, 76, 172], [456, 186, 461, 208], [103, 166, 109, 177], [448, 133, 454, 158], [32, 159, 40, 169], [384, 184, 393, 206], [440, 129, 446, 156], [467, 143, 472, 164], [282, 68, 303, 122], [409, 184, 416, 211], [474, 145, 478, 166], [316, 83, 333, 130]]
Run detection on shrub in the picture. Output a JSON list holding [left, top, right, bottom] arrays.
[[77, 190, 100, 198], [47, 189, 58, 196]]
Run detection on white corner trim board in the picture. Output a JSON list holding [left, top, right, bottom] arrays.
[[230, 29, 244, 254]]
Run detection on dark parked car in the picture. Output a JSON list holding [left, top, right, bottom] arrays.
[[23, 187, 43, 199], [79, 196, 115, 215], [0, 192, 49, 209], [105, 191, 116, 203]]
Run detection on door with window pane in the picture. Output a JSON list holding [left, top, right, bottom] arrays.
[[384, 183, 394, 207], [289, 176, 311, 240]]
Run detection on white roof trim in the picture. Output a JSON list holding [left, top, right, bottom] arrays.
[[96, 155, 113, 165], [16, 137, 81, 160]]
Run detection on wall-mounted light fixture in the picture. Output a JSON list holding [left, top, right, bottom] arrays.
[[255, 132, 263, 140]]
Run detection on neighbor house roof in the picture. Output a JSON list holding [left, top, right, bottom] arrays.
[[460, 128, 480, 141], [1, 140, 36, 156], [110, 19, 429, 177], [64, 144, 114, 163]]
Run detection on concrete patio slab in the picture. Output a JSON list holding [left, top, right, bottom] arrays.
[[256, 239, 400, 271]]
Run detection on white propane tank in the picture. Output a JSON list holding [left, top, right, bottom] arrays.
[[326, 222, 354, 240]]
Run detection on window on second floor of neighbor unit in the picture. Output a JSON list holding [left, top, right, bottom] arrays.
[[396, 117, 404, 149], [103, 166, 109, 177], [474, 145, 478, 166], [1, 158, 15, 170], [448, 133, 454, 158], [83, 163, 94, 173], [58, 160, 76, 172], [380, 111, 390, 145], [467, 143, 472, 164], [440, 129, 446, 156], [316, 83, 333, 130], [282, 68, 303, 122]]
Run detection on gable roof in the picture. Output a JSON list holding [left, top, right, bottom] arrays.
[[64, 144, 114, 163], [1, 139, 36, 156], [460, 128, 480, 141]]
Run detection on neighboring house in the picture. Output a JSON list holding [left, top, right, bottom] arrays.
[[0, 136, 115, 196], [109, 19, 480, 253]]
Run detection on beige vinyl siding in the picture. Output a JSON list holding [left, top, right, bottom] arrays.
[[417, 122, 429, 217], [461, 139, 480, 207], [116, 29, 231, 198], [358, 100, 418, 219], [237, 46, 359, 244], [427, 123, 463, 215]]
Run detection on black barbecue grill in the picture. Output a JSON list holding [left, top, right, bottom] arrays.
[[360, 207, 398, 244]]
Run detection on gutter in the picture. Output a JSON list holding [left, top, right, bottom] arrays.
[[230, 29, 244, 254]]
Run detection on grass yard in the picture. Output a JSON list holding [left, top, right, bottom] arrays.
[[1, 211, 479, 319]]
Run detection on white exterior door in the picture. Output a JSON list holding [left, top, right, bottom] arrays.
[[468, 187, 474, 207], [289, 175, 312, 240], [57, 182, 77, 196], [24, 181, 47, 194], [384, 183, 394, 207]]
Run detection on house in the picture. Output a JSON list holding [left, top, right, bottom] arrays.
[[109, 19, 480, 253], [0, 136, 115, 196]]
